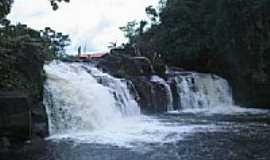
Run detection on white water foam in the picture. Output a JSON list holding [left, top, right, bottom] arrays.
[[47, 116, 216, 148], [166, 71, 269, 115], [168, 105, 269, 115], [151, 75, 174, 111], [44, 61, 216, 148]]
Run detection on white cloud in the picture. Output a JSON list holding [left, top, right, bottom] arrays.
[[7, 0, 159, 54]]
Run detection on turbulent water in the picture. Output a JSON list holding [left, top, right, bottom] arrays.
[[167, 72, 233, 111], [44, 61, 214, 147], [0, 61, 267, 160], [150, 75, 174, 111], [44, 62, 140, 135], [42, 61, 269, 160]]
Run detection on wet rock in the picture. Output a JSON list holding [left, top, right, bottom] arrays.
[[0, 137, 11, 151], [96, 53, 171, 113], [97, 53, 154, 78], [0, 91, 48, 146], [167, 78, 181, 110], [31, 105, 49, 138], [0, 92, 30, 141], [0, 48, 48, 146], [130, 77, 169, 113]]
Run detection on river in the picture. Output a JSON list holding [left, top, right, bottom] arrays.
[[4, 61, 269, 160]]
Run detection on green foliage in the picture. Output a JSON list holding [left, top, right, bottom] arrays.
[[40, 27, 71, 59], [120, 21, 140, 44], [146, 6, 158, 24], [0, 0, 71, 61], [0, 22, 70, 98], [121, 0, 270, 75], [50, 0, 70, 10], [0, 0, 13, 19], [0, 21, 70, 61], [118, 0, 270, 106], [0, 0, 70, 19], [0, 0, 70, 100]]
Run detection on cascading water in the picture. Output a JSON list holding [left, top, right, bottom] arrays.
[[168, 72, 234, 111], [82, 65, 141, 117], [150, 75, 174, 111], [42, 61, 264, 150], [43, 61, 211, 147], [43, 61, 140, 135]]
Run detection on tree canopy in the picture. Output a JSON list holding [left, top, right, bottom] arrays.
[[118, 0, 270, 106], [50, 0, 70, 10], [0, 0, 71, 60], [0, 0, 70, 19], [120, 0, 270, 76]]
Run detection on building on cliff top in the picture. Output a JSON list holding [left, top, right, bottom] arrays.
[[78, 51, 109, 60]]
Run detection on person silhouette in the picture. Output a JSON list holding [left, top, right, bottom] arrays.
[[78, 46, 81, 57]]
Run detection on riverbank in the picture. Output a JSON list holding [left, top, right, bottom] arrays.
[[0, 48, 48, 150], [1, 111, 270, 160], [0, 49, 269, 152]]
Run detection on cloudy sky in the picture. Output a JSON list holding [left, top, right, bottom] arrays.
[[8, 0, 158, 54]]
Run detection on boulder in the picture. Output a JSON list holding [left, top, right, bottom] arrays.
[[0, 92, 30, 143], [97, 53, 154, 78], [0, 137, 11, 152], [97, 52, 171, 113], [0, 91, 48, 146], [0, 47, 48, 146], [129, 77, 169, 113]]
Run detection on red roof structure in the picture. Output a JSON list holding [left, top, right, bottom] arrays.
[[78, 52, 109, 59]]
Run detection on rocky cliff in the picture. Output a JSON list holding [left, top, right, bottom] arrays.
[[96, 51, 269, 112], [0, 48, 48, 150], [96, 52, 171, 113]]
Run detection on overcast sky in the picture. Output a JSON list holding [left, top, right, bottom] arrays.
[[8, 0, 158, 54]]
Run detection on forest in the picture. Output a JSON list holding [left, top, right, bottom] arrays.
[[0, 0, 70, 91], [119, 0, 270, 107], [1, 0, 270, 159], [1, 0, 270, 107]]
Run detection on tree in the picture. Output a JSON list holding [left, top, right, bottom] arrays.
[[0, 0, 13, 19], [108, 42, 117, 50], [119, 0, 270, 107], [0, 0, 71, 19], [119, 21, 139, 44], [50, 0, 70, 10], [40, 27, 71, 59], [146, 6, 158, 24]]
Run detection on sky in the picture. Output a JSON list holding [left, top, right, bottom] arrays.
[[7, 0, 159, 54]]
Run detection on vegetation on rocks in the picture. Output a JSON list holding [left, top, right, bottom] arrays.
[[118, 0, 270, 108], [0, 0, 70, 93], [0, 0, 70, 144]]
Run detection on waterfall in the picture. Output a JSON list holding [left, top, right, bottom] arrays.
[[168, 72, 233, 111], [150, 75, 174, 111], [43, 61, 211, 147], [43, 61, 140, 135], [82, 65, 140, 117], [42, 61, 263, 148], [143, 71, 234, 112]]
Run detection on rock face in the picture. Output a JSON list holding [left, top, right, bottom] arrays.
[[96, 53, 172, 113], [0, 49, 48, 147], [129, 77, 169, 113], [97, 53, 154, 77], [0, 92, 31, 142], [167, 72, 234, 110], [0, 92, 48, 149], [96, 52, 236, 113], [231, 76, 270, 109]]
